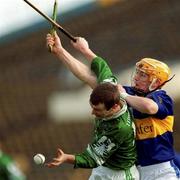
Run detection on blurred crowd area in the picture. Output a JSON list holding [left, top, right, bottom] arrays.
[[0, 0, 180, 179]]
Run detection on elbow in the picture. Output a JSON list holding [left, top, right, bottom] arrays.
[[143, 103, 158, 115], [85, 78, 97, 89]]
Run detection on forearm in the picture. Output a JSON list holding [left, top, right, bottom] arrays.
[[125, 95, 158, 114], [64, 154, 75, 164], [75, 153, 98, 169], [71, 37, 97, 63], [79, 48, 97, 63], [55, 48, 97, 88]]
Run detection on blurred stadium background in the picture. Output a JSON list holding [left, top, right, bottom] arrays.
[[0, 0, 180, 179]]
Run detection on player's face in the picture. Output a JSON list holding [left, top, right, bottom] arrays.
[[90, 103, 114, 118], [133, 69, 151, 92]]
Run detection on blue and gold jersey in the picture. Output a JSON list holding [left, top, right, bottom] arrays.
[[124, 86, 175, 166]]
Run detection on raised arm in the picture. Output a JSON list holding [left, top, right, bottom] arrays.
[[71, 37, 96, 63], [46, 33, 97, 88], [71, 35, 158, 114]]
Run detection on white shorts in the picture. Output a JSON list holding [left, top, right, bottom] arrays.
[[137, 160, 180, 180], [89, 165, 139, 180]]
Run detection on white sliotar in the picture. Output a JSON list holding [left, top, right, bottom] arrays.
[[33, 154, 45, 165]]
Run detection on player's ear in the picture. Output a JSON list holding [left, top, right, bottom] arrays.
[[111, 104, 119, 110], [153, 78, 161, 88]]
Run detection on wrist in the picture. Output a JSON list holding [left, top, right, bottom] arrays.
[[55, 47, 64, 54], [82, 49, 97, 62], [120, 92, 129, 99], [55, 48, 67, 59], [65, 154, 75, 164]]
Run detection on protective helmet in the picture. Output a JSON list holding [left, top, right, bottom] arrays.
[[135, 58, 171, 85]]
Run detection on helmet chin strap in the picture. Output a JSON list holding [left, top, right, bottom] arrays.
[[133, 74, 175, 97], [148, 78, 157, 91]]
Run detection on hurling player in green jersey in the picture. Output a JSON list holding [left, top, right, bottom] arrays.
[[46, 33, 180, 180], [46, 34, 139, 179]]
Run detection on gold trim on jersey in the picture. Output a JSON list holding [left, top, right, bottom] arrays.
[[135, 116, 174, 140]]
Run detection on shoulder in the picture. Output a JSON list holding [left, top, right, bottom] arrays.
[[148, 90, 173, 104], [116, 110, 134, 133], [149, 90, 174, 118]]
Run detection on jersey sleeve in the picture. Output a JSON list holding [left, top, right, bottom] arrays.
[[147, 91, 173, 119], [91, 56, 118, 84], [74, 135, 118, 168]]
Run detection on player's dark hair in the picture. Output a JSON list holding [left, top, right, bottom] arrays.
[[90, 83, 120, 110]]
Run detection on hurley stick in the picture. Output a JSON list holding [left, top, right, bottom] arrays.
[[48, 0, 58, 52], [23, 0, 76, 42]]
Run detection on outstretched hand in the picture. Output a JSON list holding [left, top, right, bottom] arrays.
[[45, 148, 66, 168], [45, 148, 75, 168]]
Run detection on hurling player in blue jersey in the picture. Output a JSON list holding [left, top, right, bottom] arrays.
[[118, 58, 180, 180], [46, 33, 180, 180]]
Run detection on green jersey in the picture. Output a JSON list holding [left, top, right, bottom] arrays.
[[0, 151, 26, 180], [75, 57, 137, 170]]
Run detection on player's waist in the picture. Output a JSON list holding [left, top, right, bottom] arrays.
[[95, 164, 137, 174], [137, 160, 173, 171]]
